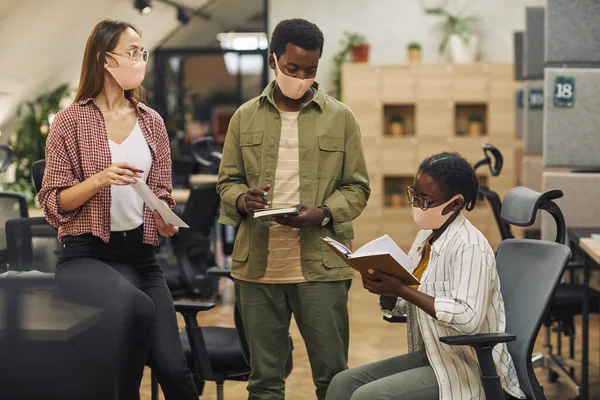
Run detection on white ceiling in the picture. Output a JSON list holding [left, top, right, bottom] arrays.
[[0, 0, 263, 140]]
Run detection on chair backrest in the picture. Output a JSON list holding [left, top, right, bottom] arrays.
[[0, 193, 28, 265], [182, 183, 221, 235], [5, 217, 59, 273], [496, 186, 571, 399], [0, 144, 13, 173], [32, 160, 45, 193]]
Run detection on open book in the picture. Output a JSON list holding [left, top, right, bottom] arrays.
[[253, 207, 300, 219], [321, 235, 419, 285]]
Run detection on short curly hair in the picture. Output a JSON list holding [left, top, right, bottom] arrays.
[[418, 152, 479, 211], [270, 19, 324, 58]]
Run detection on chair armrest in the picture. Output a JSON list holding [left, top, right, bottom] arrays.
[[174, 301, 215, 316], [383, 315, 407, 323], [207, 266, 232, 279], [439, 332, 516, 347]]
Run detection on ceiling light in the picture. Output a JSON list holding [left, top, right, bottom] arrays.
[[177, 6, 191, 25], [134, 0, 152, 15], [217, 32, 268, 75]]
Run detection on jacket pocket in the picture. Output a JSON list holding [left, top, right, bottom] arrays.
[[317, 136, 345, 180], [320, 226, 350, 268], [232, 219, 250, 262], [240, 132, 263, 175]]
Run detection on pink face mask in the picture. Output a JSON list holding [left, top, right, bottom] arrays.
[[273, 54, 315, 100], [106, 53, 147, 91], [412, 195, 462, 230]]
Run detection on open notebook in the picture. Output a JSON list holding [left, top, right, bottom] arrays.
[[321, 234, 419, 285]]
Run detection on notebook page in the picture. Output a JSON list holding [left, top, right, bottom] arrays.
[[352, 235, 416, 272], [324, 237, 352, 257]]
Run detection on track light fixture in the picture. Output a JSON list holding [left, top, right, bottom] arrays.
[[134, 0, 152, 15], [177, 6, 191, 25]]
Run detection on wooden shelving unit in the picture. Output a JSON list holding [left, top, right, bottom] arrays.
[[342, 63, 519, 250]]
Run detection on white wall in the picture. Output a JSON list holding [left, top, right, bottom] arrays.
[[269, 0, 545, 93]]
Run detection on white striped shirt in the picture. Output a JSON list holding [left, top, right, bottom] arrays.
[[382, 213, 525, 399]]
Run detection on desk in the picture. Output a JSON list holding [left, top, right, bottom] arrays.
[[567, 228, 600, 400], [172, 188, 190, 204], [189, 174, 218, 185]]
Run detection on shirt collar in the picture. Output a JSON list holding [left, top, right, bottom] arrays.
[[77, 97, 149, 113], [259, 80, 325, 111], [416, 212, 467, 255]]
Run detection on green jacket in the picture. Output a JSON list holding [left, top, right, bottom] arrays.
[[217, 82, 370, 281]]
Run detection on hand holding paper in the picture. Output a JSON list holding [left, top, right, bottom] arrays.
[[131, 179, 189, 228]]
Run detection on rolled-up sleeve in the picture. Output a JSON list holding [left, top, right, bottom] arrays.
[[380, 295, 409, 317], [152, 116, 175, 210], [38, 111, 81, 227], [434, 243, 492, 334], [324, 108, 370, 239], [216, 110, 249, 227]]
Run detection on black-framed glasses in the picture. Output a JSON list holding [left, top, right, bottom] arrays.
[[406, 185, 449, 211]]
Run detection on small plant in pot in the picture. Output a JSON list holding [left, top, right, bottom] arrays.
[[467, 113, 485, 136], [330, 31, 370, 100], [426, 7, 479, 63], [388, 185, 404, 207], [407, 42, 422, 63], [388, 115, 405, 136]]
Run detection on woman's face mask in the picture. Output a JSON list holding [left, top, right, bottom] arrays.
[[411, 195, 462, 230], [273, 54, 315, 100], [105, 52, 147, 91]]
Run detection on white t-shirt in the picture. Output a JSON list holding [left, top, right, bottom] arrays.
[[108, 121, 152, 232]]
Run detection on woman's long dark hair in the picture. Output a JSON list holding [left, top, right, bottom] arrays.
[[74, 19, 146, 103], [418, 152, 479, 211]]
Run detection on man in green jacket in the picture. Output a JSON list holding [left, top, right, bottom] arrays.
[[217, 18, 370, 400]]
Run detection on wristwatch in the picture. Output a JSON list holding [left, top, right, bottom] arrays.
[[318, 205, 332, 226]]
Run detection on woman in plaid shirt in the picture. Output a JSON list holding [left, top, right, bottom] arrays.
[[38, 20, 198, 400]]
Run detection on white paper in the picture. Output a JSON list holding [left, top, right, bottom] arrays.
[[131, 179, 189, 228], [323, 237, 352, 256], [352, 234, 416, 273]]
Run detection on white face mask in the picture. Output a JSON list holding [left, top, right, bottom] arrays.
[[411, 195, 462, 230], [273, 54, 315, 99]]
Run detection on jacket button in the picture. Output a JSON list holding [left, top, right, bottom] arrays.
[[334, 143, 339, 149], [275, 115, 280, 120], [246, 137, 252, 143]]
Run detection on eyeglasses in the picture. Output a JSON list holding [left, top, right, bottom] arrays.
[[406, 185, 449, 211], [107, 49, 149, 63]]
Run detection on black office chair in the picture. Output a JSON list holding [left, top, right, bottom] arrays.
[[32, 159, 45, 192], [172, 156, 197, 189], [151, 269, 294, 400], [0, 192, 28, 271], [190, 137, 222, 175], [472, 144, 514, 241], [0, 144, 13, 173], [440, 186, 572, 399]]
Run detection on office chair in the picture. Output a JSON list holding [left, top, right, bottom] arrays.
[[440, 186, 572, 400], [172, 156, 197, 189], [32, 159, 45, 192], [190, 136, 222, 175], [0, 192, 28, 271], [150, 269, 295, 400], [163, 183, 221, 300], [472, 144, 514, 241], [470, 149, 600, 386], [0, 144, 13, 173]]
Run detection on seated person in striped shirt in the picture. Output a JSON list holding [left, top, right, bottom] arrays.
[[326, 153, 525, 400]]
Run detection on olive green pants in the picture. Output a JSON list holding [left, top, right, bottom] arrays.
[[235, 279, 352, 400]]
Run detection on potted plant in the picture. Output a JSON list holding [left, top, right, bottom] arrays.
[[467, 113, 484, 136], [426, 7, 479, 63], [330, 32, 370, 100], [388, 115, 405, 136], [407, 42, 422, 63], [388, 185, 404, 207]]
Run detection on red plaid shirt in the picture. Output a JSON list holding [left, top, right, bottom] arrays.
[[38, 98, 175, 246]]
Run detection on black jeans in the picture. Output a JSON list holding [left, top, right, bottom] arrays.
[[56, 227, 198, 400]]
